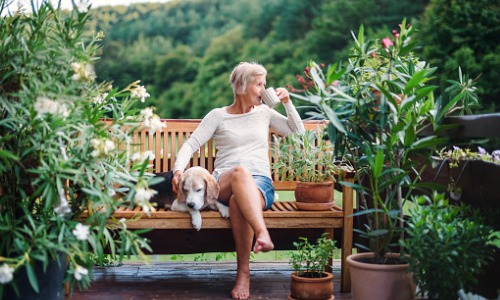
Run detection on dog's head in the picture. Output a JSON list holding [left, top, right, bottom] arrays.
[[177, 166, 220, 210]]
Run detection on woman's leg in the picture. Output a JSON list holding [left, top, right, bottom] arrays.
[[218, 166, 274, 299]]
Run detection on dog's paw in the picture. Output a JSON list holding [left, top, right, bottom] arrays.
[[190, 211, 202, 231], [216, 202, 230, 218]]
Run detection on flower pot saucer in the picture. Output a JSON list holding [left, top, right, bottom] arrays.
[[288, 293, 334, 300], [295, 201, 334, 211]]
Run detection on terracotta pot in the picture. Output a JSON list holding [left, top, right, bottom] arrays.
[[294, 181, 334, 211], [289, 272, 334, 300], [347, 252, 415, 300]]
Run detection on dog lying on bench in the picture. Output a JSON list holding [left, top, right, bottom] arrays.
[[149, 166, 229, 230]]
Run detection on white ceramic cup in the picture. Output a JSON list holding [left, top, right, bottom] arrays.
[[261, 87, 281, 109]]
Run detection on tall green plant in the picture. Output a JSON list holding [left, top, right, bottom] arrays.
[[291, 20, 475, 262], [0, 1, 164, 296], [404, 193, 494, 300]]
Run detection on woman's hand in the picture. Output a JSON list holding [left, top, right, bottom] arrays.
[[172, 170, 183, 193], [275, 87, 290, 104]]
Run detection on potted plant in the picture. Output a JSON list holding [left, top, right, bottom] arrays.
[[288, 233, 336, 300], [428, 146, 500, 298], [403, 192, 495, 300], [0, 3, 163, 299], [290, 19, 476, 299], [272, 129, 350, 210]]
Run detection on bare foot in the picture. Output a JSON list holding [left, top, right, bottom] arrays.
[[231, 272, 250, 299], [253, 233, 274, 254]]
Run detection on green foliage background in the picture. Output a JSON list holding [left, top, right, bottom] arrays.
[[81, 0, 499, 119]]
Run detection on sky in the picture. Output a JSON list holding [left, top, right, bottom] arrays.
[[3, 0, 172, 13]]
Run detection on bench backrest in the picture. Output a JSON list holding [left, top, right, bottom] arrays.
[[109, 119, 328, 191]]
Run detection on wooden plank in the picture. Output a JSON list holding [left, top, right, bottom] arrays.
[[69, 261, 352, 300], [341, 177, 354, 293]]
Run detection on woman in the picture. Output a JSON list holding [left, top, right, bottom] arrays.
[[172, 61, 304, 299]]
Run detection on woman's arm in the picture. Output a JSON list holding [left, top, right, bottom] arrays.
[[269, 92, 305, 136], [172, 109, 221, 191]]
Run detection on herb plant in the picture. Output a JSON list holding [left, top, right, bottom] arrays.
[[288, 233, 336, 278]]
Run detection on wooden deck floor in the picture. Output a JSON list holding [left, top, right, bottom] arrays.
[[67, 260, 352, 300]]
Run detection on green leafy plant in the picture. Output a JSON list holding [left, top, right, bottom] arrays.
[[288, 233, 336, 278], [0, 2, 165, 297], [272, 129, 350, 183], [291, 19, 462, 263], [403, 193, 494, 300]]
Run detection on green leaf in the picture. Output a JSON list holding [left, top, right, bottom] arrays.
[[373, 149, 385, 179], [411, 136, 438, 150], [404, 69, 428, 94], [322, 103, 346, 134], [26, 263, 40, 293], [404, 126, 416, 147], [437, 91, 465, 121]]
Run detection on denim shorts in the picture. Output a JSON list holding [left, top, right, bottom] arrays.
[[215, 174, 275, 210]]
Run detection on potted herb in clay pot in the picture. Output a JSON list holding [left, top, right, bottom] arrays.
[[290, 19, 477, 299], [272, 129, 350, 211], [288, 233, 337, 300]]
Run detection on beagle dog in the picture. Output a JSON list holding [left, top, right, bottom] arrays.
[[149, 167, 229, 230]]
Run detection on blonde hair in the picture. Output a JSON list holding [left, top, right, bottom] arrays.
[[230, 62, 267, 96]]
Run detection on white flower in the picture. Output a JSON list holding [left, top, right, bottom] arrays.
[[103, 139, 115, 153], [108, 188, 116, 197], [74, 265, 89, 281], [54, 188, 71, 216], [142, 151, 155, 161], [119, 218, 127, 229], [90, 138, 115, 157], [134, 187, 156, 203], [91, 138, 100, 148], [72, 223, 90, 241], [0, 264, 14, 284], [131, 85, 150, 102], [140, 107, 154, 119], [60, 145, 69, 161], [144, 115, 166, 134], [92, 93, 108, 104], [130, 152, 142, 162], [131, 151, 155, 163], [71, 61, 95, 82], [74, 0, 89, 12], [34, 96, 70, 118]]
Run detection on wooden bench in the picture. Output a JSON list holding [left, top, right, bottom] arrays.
[[102, 119, 354, 293]]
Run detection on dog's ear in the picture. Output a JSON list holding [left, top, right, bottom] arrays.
[[204, 173, 220, 205], [177, 174, 187, 203]]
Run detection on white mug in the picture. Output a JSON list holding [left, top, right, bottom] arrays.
[[261, 87, 281, 109]]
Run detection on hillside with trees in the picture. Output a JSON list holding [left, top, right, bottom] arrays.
[[84, 0, 498, 118]]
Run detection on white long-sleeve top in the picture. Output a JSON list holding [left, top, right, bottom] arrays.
[[173, 102, 305, 179]]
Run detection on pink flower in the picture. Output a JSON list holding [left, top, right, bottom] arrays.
[[381, 38, 393, 48]]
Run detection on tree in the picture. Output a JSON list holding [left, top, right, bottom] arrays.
[[417, 0, 500, 111]]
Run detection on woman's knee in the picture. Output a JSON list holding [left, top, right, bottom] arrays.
[[230, 166, 253, 182]]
